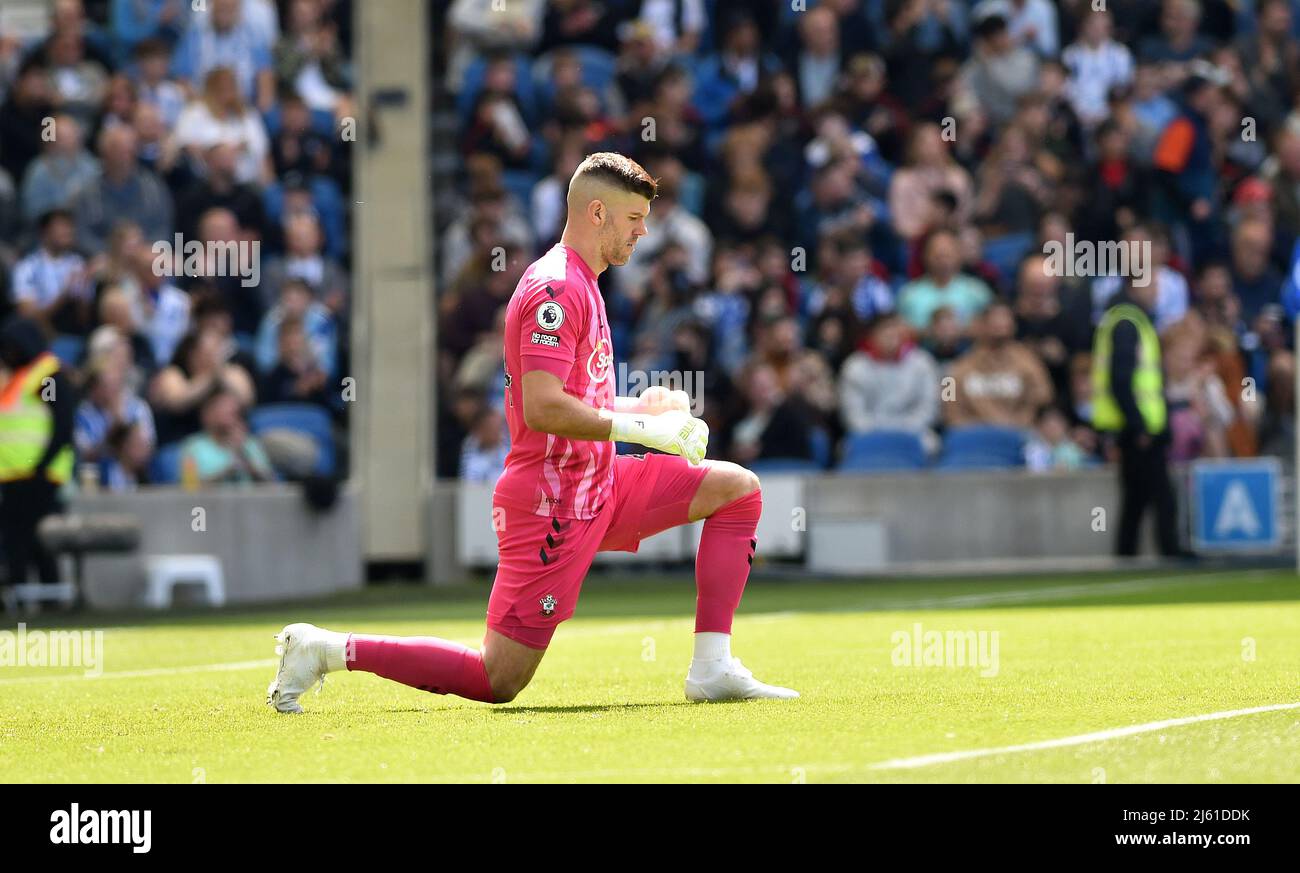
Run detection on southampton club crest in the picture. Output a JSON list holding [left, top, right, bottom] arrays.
[[540, 594, 557, 616]]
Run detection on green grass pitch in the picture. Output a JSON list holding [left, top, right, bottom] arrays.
[[1, 568, 1298, 783]]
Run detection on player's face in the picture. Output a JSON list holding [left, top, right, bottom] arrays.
[[600, 193, 650, 266]]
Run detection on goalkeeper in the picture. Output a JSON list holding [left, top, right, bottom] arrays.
[[269, 153, 797, 711]]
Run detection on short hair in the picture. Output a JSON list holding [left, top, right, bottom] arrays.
[[570, 152, 658, 202]]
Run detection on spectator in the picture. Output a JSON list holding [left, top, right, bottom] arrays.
[[72, 124, 174, 253], [179, 384, 275, 484], [0, 61, 56, 183], [728, 362, 814, 465], [99, 419, 153, 490], [1025, 406, 1088, 471], [839, 312, 941, 452], [177, 142, 268, 243], [19, 114, 99, 226], [1139, 0, 1216, 66], [129, 244, 190, 365], [174, 66, 273, 188], [261, 212, 346, 314], [888, 122, 973, 242], [1062, 8, 1134, 127], [945, 301, 1054, 429], [42, 22, 110, 129], [956, 10, 1039, 126], [274, 1, 352, 116], [255, 277, 337, 377], [173, 0, 275, 110], [93, 288, 158, 383], [1014, 255, 1092, 404], [1229, 216, 1284, 321], [897, 229, 995, 330], [258, 315, 333, 408], [459, 405, 509, 484], [131, 38, 187, 129], [921, 305, 970, 366], [270, 93, 341, 184], [111, 2, 186, 63], [1007, 0, 1060, 58], [149, 325, 256, 445], [789, 6, 843, 109], [11, 210, 92, 335], [1163, 315, 1237, 460], [73, 350, 156, 463]]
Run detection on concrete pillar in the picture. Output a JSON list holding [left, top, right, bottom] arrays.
[[353, 0, 432, 563]]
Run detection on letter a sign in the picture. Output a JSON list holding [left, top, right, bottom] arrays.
[[1191, 459, 1280, 553]]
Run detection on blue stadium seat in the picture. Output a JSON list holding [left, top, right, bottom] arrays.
[[248, 403, 336, 476], [51, 335, 84, 368], [936, 426, 1026, 470], [981, 232, 1035, 286], [150, 443, 184, 485], [809, 427, 831, 469], [838, 430, 926, 472]]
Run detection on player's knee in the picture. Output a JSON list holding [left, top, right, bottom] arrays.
[[726, 465, 761, 504], [486, 670, 528, 704]]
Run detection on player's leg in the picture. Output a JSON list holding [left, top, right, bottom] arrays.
[[600, 454, 797, 701], [268, 505, 600, 713]]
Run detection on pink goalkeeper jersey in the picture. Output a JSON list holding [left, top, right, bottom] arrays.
[[495, 243, 616, 519]]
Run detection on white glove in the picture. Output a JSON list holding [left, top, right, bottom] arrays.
[[603, 409, 709, 465]]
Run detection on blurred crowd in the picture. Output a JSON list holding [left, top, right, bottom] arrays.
[[436, 0, 1300, 480], [0, 0, 352, 489]]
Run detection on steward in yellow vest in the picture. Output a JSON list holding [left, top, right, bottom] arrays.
[[1090, 280, 1183, 558], [0, 317, 75, 588]]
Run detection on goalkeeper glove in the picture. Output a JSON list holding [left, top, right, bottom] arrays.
[[602, 409, 709, 465]]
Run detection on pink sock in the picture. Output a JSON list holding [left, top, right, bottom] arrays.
[[695, 488, 761, 633], [347, 634, 495, 702]]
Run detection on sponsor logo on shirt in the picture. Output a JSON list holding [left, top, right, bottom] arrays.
[[531, 332, 561, 347], [586, 337, 612, 383]]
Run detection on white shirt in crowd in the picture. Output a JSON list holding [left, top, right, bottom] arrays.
[[11, 248, 89, 309]]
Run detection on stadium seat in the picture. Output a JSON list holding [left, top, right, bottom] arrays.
[[809, 428, 832, 469], [981, 232, 1035, 285], [51, 334, 84, 367], [149, 443, 185, 485], [838, 430, 927, 472], [248, 403, 336, 476], [936, 426, 1026, 470]]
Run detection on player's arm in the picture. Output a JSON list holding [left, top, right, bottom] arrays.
[[521, 369, 614, 440], [521, 371, 709, 464]]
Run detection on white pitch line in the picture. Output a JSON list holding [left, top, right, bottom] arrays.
[[870, 701, 1300, 771], [0, 658, 278, 685]]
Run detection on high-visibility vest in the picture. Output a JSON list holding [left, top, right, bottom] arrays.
[[1091, 302, 1167, 434], [0, 352, 74, 483]]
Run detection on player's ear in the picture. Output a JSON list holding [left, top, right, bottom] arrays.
[[588, 198, 605, 227]]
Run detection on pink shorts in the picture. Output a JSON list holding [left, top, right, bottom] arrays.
[[487, 452, 710, 649]]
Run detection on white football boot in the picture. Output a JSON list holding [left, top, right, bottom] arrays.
[[684, 657, 799, 702], [267, 623, 332, 713]]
